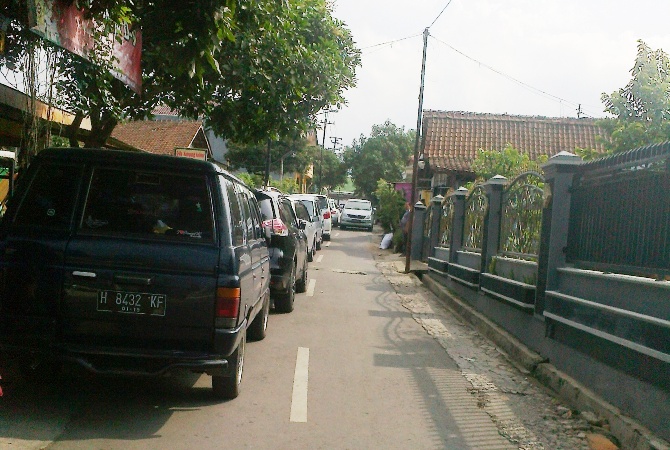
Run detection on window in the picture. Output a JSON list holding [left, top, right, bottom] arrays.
[[279, 199, 298, 228], [293, 202, 311, 222], [13, 163, 82, 230], [221, 177, 244, 245], [81, 168, 214, 241]]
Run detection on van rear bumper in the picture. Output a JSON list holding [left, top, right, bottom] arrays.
[[0, 320, 247, 378]]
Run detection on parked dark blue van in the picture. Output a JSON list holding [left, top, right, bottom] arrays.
[[0, 148, 270, 399]]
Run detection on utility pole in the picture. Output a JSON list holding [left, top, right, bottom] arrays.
[[319, 109, 336, 193], [330, 136, 342, 151], [405, 27, 429, 274]]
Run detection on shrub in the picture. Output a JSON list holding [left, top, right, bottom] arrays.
[[374, 179, 406, 233]]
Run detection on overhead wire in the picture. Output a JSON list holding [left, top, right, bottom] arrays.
[[428, 34, 603, 117]]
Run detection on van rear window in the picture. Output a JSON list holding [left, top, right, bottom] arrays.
[[13, 163, 82, 230], [81, 168, 214, 241]]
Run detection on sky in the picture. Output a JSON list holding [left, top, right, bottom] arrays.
[[324, 0, 670, 149]]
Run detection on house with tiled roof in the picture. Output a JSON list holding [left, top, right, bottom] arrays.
[[421, 110, 608, 190], [107, 120, 212, 160]]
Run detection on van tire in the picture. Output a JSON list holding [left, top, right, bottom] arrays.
[[296, 261, 308, 293], [247, 294, 269, 341], [275, 264, 295, 313], [212, 332, 245, 400]]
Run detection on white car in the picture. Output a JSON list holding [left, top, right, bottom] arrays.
[[328, 198, 340, 226], [340, 198, 374, 231], [289, 198, 318, 261], [289, 194, 323, 249]]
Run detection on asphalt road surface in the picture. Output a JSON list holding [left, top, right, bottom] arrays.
[[0, 228, 595, 449]]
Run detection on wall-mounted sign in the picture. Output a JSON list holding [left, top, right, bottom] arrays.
[[28, 0, 142, 93], [175, 148, 207, 161]]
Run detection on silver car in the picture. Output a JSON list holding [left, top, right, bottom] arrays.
[[340, 198, 374, 231]]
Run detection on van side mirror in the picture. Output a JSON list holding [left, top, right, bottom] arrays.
[[298, 220, 307, 230]]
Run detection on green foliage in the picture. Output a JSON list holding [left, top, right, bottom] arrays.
[[470, 144, 548, 181], [269, 177, 299, 194], [374, 179, 406, 233], [10, 0, 360, 150], [237, 172, 264, 189], [201, 0, 361, 143], [343, 121, 415, 200], [600, 40, 670, 152], [226, 138, 310, 175], [574, 147, 608, 161]]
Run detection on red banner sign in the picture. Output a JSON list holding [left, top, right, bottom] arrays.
[[28, 0, 142, 93]]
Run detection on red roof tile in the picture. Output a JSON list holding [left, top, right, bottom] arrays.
[[422, 111, 607, 173], [110, 120, 207, 156]]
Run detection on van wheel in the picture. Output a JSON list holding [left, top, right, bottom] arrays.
[[296, 261, 308, 293], [316, 238, 322, 250], [212, 332, 245, 400], [275, 263, 295, 313], [247, 294, 269, 341]]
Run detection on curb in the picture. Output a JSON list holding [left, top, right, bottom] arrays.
[[422, 273, 669, 450]]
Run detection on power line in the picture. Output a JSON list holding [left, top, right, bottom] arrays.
[[429, 0, 455, 28], [429, 34, 602, 117], [360, 33, 422, 51]]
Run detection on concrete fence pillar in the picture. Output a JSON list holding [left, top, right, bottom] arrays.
[[480, 175, 507, 275], [411, 201, 426, 260], [535, 151, 583, 315], [448, 187, 469, 264], [429, 195, 444, 258]]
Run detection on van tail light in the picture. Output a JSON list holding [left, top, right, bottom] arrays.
[[262, 219, 288, 236], [323, 211, 331, 219], [216, 287, 240, 318]]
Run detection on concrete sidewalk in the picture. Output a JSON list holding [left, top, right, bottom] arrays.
[[373, 247, 669, 450]]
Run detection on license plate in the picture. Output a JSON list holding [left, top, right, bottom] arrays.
[[97, 290, 167, 316]]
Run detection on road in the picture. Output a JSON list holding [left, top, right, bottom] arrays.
[[0, 228, 597, 449]]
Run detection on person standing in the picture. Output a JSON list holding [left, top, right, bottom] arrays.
[[398, 202, 411, 253]]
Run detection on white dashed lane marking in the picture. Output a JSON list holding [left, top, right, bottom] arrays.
[[306, 279, 316, 297], [290, 347, 310, 423], [324, 241, 331, 247], [316, 254, 324, 263]]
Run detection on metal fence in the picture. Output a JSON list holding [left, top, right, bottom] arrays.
[[499, 171, 545, 260], [439, 195, 454, 247], [463, 185, 487, 252], [567, 142, 670, 278]]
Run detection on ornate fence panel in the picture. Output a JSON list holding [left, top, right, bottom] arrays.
[[499, 171, 545, 260], [440, 195, 455, 247], [463, 185, 487, 252], [567, 143, 670, 277]]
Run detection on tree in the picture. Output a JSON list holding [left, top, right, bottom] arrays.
[[343, 121, 414, 200], [470, 144, 548, 181], [203, 0, 360, 143], [225, 137, 311, 177], [374, 179, 406, 233], [4, 0, 360, 160], [599, 40, 670, 152]]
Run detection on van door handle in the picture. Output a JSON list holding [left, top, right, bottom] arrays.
[[73, 271, 97, 279], [114, 275, 153, 286]]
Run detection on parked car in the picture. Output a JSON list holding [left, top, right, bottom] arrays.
[[289, 197, 318, 262], [328, 198, 340, 226], [314, 194, 332, 240], [340, 198, 375, 231], [0, 148, 270, 400], [255, 189, 308, 313], [289, 194, 323, 249]]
